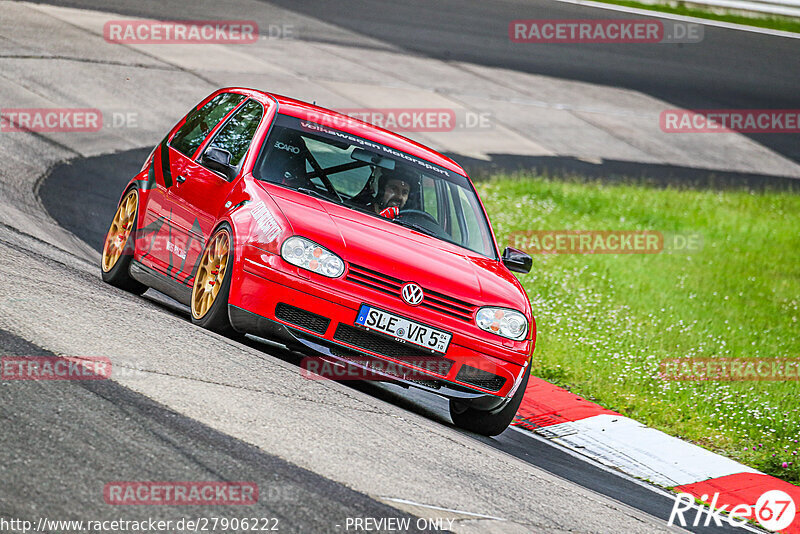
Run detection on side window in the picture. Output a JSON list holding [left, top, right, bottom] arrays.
[[422, 176, 438, 219], [456, 185, 492, 253], [170, 93, 245, 157], [445, 185, 463, 242], [207, 99, 264, 167]]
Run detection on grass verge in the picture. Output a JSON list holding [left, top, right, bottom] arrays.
[[477, 175, 800, 485], [591, 0, 800, 33]]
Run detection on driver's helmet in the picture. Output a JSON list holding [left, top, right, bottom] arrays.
[[375, 165, 421, 210]]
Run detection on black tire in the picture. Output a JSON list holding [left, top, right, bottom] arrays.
[[100, 188, 147, 295], [449, 364, 531, 437], [190, 223, 237, 336]]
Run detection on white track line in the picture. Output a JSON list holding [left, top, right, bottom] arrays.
[[546, 414, 761, 487], [378, 497, 507, 521]]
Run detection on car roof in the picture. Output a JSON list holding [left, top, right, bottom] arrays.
[[228, 87, 468, 177]]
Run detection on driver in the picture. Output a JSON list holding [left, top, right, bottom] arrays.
[[370, 167, 414, 219]]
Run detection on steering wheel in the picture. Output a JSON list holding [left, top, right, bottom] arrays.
[[397, 209, 449, 238], [398, 209, 438, 225]]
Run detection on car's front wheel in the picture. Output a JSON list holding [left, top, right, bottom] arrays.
[[449, 364, 530, 437], [101, 188, 147, 295], [191, 224, 236, 335]]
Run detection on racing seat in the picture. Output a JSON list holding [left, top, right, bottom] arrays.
[[259, 129, 311, 188]]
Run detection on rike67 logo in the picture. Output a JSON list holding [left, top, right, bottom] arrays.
[[669, 490, 796, 531]]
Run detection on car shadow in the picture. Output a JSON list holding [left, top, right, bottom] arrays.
[[141, 288, 455, 428]]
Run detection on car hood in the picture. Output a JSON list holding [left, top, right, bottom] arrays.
[[262, 183, 530, 313]]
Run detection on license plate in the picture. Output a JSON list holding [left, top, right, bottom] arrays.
[[355, 304, 452, 354]]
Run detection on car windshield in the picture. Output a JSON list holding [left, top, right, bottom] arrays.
[[253, 114, 497, 258]]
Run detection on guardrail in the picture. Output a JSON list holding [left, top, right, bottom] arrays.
[[689, 0, 800, 17], [657, 0, 800, 17]]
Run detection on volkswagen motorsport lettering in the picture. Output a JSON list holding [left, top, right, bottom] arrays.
[[298, 119, 450, 176]]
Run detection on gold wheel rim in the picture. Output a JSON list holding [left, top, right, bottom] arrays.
[[191, 230, 230, 320], [101, 190, 138, 272]]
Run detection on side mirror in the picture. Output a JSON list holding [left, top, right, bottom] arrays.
[[201, 146, 236, 180], [502, 246, 532, 274]]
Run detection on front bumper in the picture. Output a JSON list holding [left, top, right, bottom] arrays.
[[228, 248, 530, 407]]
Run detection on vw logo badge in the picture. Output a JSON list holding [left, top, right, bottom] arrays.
[[401, 283, 424, 306]]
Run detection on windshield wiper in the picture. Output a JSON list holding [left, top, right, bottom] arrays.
[[390, 218, 438, 238], [297, 187, 343, 204], [391, 217, 467, 249]]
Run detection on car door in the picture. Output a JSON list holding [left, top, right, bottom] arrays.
[[140, 92, 246, 282], [169, 98, 266, 284]]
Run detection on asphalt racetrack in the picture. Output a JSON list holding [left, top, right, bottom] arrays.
[[1, 0, 797, 533]]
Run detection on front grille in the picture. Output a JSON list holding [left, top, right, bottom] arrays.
[[275, 303, 330, 334], [455, 365, 507, 392], [329, 347, 443, 389], [346, 264, 477, 322], [333, 323, 454, 375], [346, 264, 402, 296], [405, 378, 441, 389], [420, 288, 476, 322]]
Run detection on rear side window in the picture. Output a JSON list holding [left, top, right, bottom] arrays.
[[170, 93, 245, 157], [207, 99, 264, 167]]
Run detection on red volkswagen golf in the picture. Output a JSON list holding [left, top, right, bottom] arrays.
[[101, 87, 535, 435]]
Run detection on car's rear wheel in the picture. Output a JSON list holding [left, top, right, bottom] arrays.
[[449, 364, 530, 437], [191, 224, 236, 335], [101, 188, 147, 294]]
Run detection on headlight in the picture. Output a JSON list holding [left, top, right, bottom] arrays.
[[280, 236, 345, 278], [475, 307, 528, 340]]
